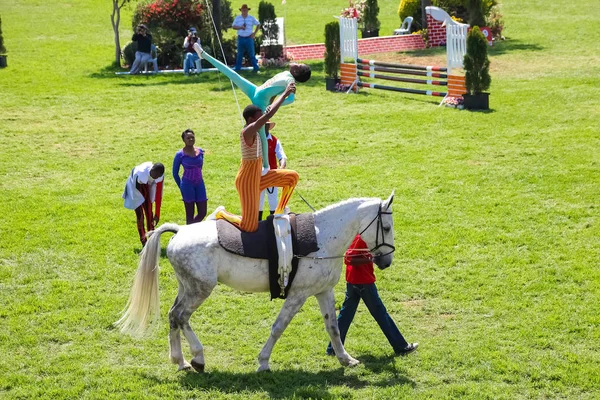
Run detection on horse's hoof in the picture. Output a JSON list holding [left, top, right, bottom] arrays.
[[191, 360, 205, 373], [257, 364, 271, 373], [348, 358, 360, 367], [340, 357, 360, 367], [178, 362, 192, 372]]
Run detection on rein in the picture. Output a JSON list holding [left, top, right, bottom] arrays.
[[294, 201, 395, 260]]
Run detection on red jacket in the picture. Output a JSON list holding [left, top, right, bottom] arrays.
[[267, 134, 279, 170], [344, 235, 376, 284]]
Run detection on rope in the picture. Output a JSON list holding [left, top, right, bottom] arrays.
[[204, 0, 244, 126]]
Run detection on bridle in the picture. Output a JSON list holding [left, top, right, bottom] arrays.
[[359, 202, 396, 258], [295, 200, 395, 260]]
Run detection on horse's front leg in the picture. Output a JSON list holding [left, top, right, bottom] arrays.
[[257, 294, 307, 372], [315, 289, 360, 367]]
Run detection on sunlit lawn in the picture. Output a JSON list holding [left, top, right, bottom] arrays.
[[0, 0, 599, 398]]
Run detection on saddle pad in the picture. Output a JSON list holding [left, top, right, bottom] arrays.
[[216, 213, 319, 259]]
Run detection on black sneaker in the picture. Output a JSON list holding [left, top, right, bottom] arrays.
[[395, 343, 418, 356], [325, 349, 335, 356]]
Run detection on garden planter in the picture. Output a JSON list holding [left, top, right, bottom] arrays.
[[325, 77, 340, 91], [0, 55, 6, 68], [361, 29, 379, 38], [463, 93, 489, 110]]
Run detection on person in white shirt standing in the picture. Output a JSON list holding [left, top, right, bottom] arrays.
[[258, 121, 288, 220], [232, 4, 260, 72]]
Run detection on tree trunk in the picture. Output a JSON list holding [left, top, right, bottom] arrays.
[[212, 0, 221, 39], [111, 1, 122, 67], [421, 0, 430, 30]]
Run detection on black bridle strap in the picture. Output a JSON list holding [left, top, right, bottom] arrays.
[[295, 201, 395, 260]]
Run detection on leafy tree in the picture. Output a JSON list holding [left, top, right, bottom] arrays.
[[467, 0, 486, 26], [111, 0, 133, 67], [463, 26, 491, 94]]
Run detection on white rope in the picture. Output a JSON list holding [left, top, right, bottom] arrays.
[[204, 0, 244, 126]]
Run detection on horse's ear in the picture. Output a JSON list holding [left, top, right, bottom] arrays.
[[384, 190, 395, 210]]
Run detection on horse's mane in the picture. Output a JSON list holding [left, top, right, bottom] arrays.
[[314, 197, 379, 216]]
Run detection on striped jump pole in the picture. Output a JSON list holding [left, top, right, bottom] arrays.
[[357, 82, 447, 97], [357, 71, 447, 86], [357, 58, 447, 72], [357, 64, 448, 79]]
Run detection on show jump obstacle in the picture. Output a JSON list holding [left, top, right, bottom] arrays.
[[340, 7, 468, 101]]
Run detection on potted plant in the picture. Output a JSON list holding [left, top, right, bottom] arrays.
[[324, 21, 340, 91], [463, 26, 491, 110], [0, 16, 7, 68], [362, 0, 380, 38]]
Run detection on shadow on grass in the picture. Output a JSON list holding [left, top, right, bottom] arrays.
[[396, 46, 447, 58], [89, 61, 326, 90], [140, 366, 414, 398], [489, 39, 544, 56]]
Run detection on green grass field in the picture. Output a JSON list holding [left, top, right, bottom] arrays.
[[1, 0, 599, 398]]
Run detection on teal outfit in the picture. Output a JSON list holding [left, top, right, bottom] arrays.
[[200, 51, 295, 169]]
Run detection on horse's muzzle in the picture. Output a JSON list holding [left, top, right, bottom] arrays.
[[374, 253, 393, 270]]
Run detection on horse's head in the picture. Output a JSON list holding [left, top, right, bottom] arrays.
[[359, 191, 395, 270]]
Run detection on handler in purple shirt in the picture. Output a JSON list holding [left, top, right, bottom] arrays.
[[173, 129, 208, 224]]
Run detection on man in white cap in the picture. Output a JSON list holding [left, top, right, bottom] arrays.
[[232, 4, 260, 72]]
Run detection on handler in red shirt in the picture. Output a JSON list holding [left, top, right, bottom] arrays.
[[326, 235, 418, 356]]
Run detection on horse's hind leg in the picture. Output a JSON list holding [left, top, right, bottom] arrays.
[[169, 279, 216, 373], [257, 294, 307, 372], [315, 289, 360, 367], [169, 285, 192, 371]]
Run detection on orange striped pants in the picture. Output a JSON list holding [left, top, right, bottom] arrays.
[[218, 158, 299, 232]]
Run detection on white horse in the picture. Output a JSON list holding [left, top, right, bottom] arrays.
[[116, 192, 396, 372]]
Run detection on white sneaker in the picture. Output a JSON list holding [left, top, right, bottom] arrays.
[[193, 43, 204, 58], [261, 167, 270, 176], [207, 205, 225, 221]]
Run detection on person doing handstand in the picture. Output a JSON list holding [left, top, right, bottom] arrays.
[[215, 82, 298, 232], [193, 43, 310, 175]]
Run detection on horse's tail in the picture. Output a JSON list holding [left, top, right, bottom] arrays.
[[115, 223, 180, 337]]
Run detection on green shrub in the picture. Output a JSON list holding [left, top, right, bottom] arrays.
[[363, 0, 380, 32], [258, 1, 278, 44], [121, 41, 137, 67], [398, 0, 422, 31], [257, 1, 281, 59], [323, 21, 340, 78], [464, 26, 491, 94], [200, 0, 235, 64], [132, 0, 205, 67], [467, 0, 486, 27], [0, 16, 6, 55]]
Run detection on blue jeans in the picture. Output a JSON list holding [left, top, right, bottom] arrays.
[[184, 52, 200, 74], [235, 36, 259, 72], [326, 283, 409, 354]]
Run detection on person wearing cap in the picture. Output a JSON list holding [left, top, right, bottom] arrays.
[[232, 4, 260, 72], [192, 43, 311, 176], [129, 24, 157, 74], [183, 27, 201, 75], [258, 120, 288, 220]]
